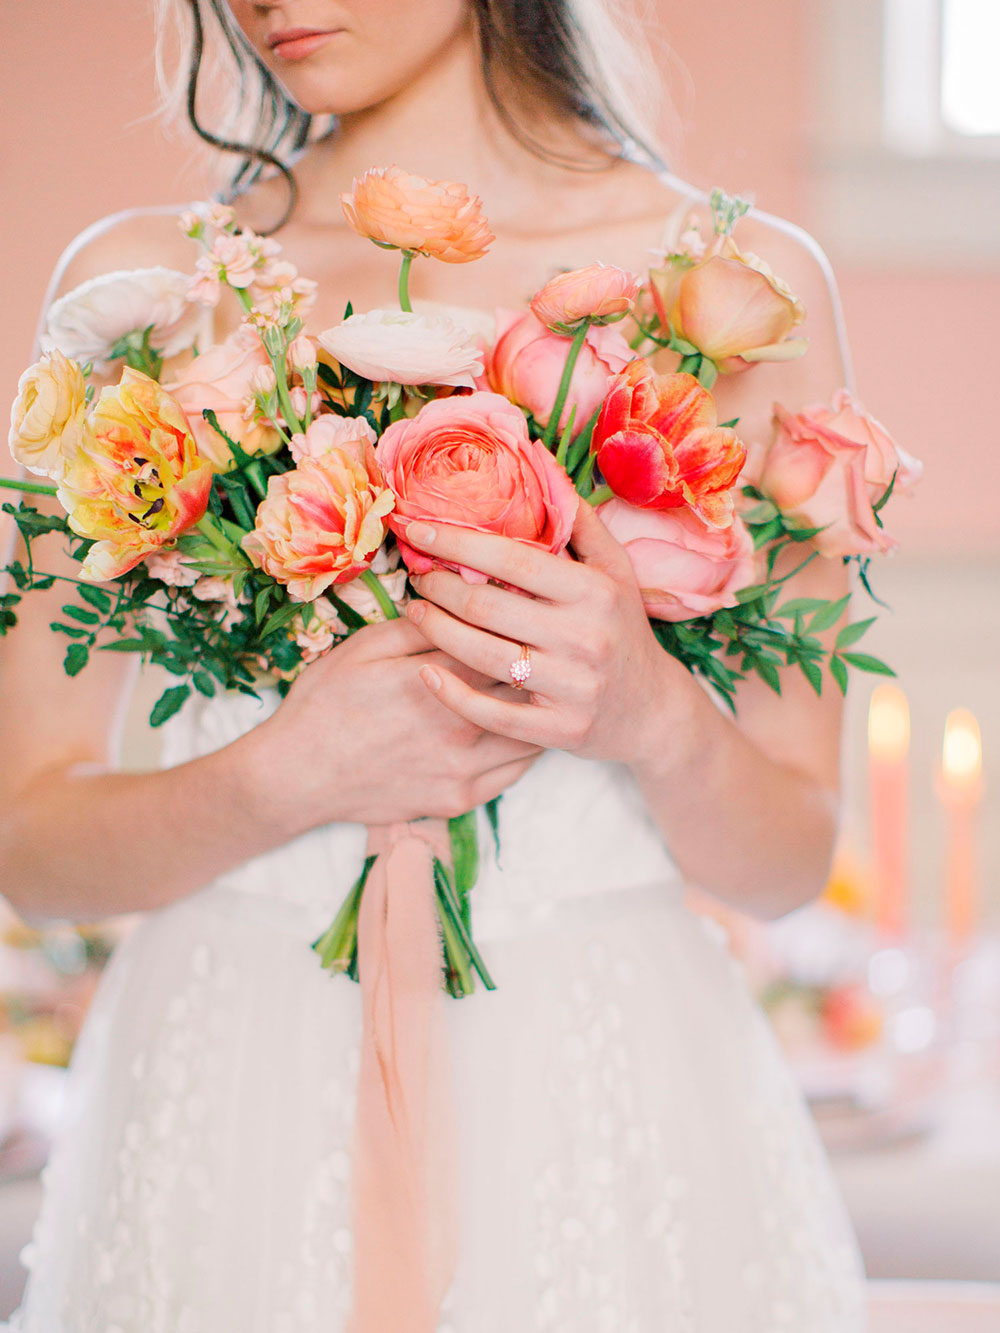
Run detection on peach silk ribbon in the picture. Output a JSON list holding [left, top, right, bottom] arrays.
[[346, 818, 459, 1333]]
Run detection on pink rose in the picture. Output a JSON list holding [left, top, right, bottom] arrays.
[[289, 414, 377, 464], [486, 309, 632, 433], [758, 390, 922, 558], [166, 325, 282, 470], [375, 391, 578, 583], [599, 499, 756, 621], [242, 441, 395, 601], [530, 263, 640, 331]]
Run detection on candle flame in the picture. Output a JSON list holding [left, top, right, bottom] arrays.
[[869, 684, 910, 763], [942, 708, 982, 787]]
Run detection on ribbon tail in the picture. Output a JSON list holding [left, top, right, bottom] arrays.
[[346, 820, 459, 1333]]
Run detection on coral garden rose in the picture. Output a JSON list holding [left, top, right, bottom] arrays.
[[8, 349, 88, 478], [289, 414, 378, 465], [318, 309, 484, 388], [41, 268, 206, 372], [57, 368, 213, 582], [242, 440, 395, 601], [649, 232, 807, 372], [375, 391, 578, 582], [342, 165, 494, 262], [592, 361, 746, 528], [598, 499, 756, 622], [165, 325, 282, 470], [759, 390, 922, 558], [530, 263, 640, 332], [486, 310, 632, 434]]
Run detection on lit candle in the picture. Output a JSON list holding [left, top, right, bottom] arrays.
[[868, 684, 910, 938], [939, 708, 983, 948]]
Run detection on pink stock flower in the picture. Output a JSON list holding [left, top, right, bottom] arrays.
[[598, 499, 756, 622], [289, 414, 377, 465], [342, 166, 495, 263], [486, 310, 632, 433], [165, 325, 282, 470], [376, 391, 578, 583], [242, 441, 395, 601], [209, 233, 258, 289], [758, 391, 922, 558], [591, 361, 746, 529], [144, 548, 199, 587], [530, 263, 640, 332]]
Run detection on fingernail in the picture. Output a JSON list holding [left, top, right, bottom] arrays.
[[420, 665, 442, 692], [407, 522, 436, 546], [406, 600, 426, 624]]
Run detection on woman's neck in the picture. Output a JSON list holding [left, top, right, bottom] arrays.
[[294, 25, 621, 232]]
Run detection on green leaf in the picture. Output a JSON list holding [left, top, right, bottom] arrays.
[[774, 597, 828, 620], [484, 797, 502, 863], [192, 670, 216, 697], [62, 604, 101, 625], [798, 659, 824, 696], [254, 585, 273, 626], [750, 517, 785, 550], [327, 590, 367, 632], [829, 655, 849, 695], [149, 684, 191, 727], [261, 600, 302, 639], [841, 651, 896, 677], [834, 617, 876, 650], [448, 811, 480, 899], [807, 595, 851, 634], [63, 642, 90, 676], [752, 656, 782, 694], [78, 584, 113, 613], [98, 638, 148, 653]]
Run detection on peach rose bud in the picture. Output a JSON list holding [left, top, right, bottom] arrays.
[[530, 263, 640, 333], [341, 165, 495, 263], [242, 441, 395, 601]]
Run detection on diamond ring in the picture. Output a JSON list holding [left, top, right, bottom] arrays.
[[509, 644, 532, 689]]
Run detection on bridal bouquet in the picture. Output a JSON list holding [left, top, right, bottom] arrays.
[[2, 170, 920, 996]]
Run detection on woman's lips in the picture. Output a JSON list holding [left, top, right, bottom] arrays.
[[267, 28, 340, 61]]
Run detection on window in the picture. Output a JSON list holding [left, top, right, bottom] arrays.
[[809, 0, 1000, 265]]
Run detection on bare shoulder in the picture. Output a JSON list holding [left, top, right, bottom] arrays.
[[47, 203, 202, 306]]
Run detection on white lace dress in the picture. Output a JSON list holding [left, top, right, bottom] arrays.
[[7, 686, 867, 1332]]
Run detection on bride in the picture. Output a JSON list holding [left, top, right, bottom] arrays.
[[2, 0, 868, 1328]]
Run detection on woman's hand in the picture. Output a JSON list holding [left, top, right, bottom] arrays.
[[250, 617, 542, 832], [401, 499, 695, 770]]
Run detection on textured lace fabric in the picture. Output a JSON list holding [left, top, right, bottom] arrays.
[[8, 689, 868, 1331]]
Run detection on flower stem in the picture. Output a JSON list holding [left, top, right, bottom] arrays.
[[586, 484, 614, 507], [542, 320, 590, 451], [398, 251, 414, 313], [360, 568, 400, 620], [196, 513, 236, 555], [0, 477, 59, 497]]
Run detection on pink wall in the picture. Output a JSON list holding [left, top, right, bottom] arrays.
[[2, 0, 995, 556]]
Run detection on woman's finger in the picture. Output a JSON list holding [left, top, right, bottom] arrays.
[[419, 663, 566, 749], [404, 521, 588, 603], [469, 754, 541, 808], [407, 599, 560, 695], [412, 568, 550, 644]]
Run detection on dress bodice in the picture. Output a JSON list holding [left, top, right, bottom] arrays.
[[159, 688, 684, 943]]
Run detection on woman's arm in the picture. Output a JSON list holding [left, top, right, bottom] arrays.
[[403, 225, 857, 919]]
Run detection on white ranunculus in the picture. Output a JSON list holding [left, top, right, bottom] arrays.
[[316, 309, 484, 387], [42, 267, 206, 371]]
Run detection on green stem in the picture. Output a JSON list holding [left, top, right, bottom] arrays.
[[542, 320, 590, 451], [398, 251, 414, 313], [197, 514, 236, 556], [586, 484, 614, 507], [0, 477, 59, 497], [360, 568, 400, 621]]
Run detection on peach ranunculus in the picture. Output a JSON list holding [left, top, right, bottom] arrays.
[[289, 414, 378, 465], [649, 232, 807, 373], [375, 391, 578, 582], [591, 361, 746, 529], [165, 325, 282, 470], [341, 166, 495, 263], [56, 368, 213, 582], [758, 390, 922, 558], [530, 263, 641, 333], [317, 310, 484, 387], [598, 498, 756, 622], [486, 309, 632, 434], [8, 349, 88, 478], [241, 440, 395, 601]]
